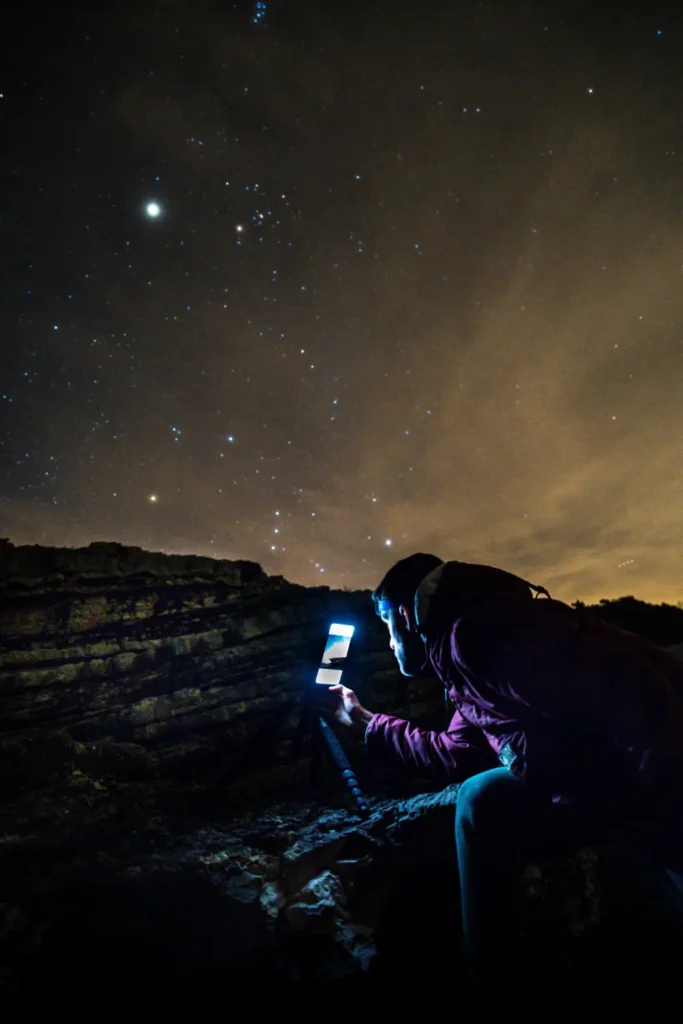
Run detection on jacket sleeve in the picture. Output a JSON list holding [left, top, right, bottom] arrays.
[[365, 707, 497, 784]]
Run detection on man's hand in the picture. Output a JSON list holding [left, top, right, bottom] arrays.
[[320, 684, 373, 733]]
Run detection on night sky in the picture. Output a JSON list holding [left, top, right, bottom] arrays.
[[2, 1, 683, 603]]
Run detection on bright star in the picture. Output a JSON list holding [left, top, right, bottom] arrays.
[[145, 202, 161, 218]]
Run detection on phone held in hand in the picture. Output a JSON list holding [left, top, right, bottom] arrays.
[[315, 622, 355, 686]]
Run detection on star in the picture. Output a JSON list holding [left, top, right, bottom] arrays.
[[4, 3, 683, 602]]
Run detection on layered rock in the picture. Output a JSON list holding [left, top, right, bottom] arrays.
[[0, 540, 440, 807]]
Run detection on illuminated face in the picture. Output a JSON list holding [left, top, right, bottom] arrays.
[[381, 606, 426, 677]]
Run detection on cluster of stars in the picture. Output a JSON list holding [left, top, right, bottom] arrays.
[[252, 1, 267, 27], [1, 3, 681, 601]]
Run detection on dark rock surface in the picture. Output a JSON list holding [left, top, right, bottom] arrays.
[[0, 539, 443, 804], [0, 768, 601, 1001], [2, 540, 683, 1005]]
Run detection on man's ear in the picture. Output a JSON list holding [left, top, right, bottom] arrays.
[[397, 604, 413, 631]]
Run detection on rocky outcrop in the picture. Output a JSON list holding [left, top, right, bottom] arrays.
[[0, 770, 606, 999], [0, 540, 441, 808], [3, 764, 680, 1004], [3, 540, 683, 1001], [0, 540, 449, 996]]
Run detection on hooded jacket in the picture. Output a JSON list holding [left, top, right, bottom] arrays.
[[366, 561, 683, 824]]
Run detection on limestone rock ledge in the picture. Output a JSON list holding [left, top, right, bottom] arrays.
[[0, 540, 440, 802]]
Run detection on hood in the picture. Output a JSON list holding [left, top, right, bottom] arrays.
[[414, 560, 537, 638]]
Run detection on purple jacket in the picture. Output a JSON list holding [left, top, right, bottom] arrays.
[[366, 561, 683, 813]]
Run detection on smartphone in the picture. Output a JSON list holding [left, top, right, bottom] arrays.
[[315, 622, 355, 685]]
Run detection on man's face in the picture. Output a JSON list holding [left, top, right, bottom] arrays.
[[381, 606, 426, 677]]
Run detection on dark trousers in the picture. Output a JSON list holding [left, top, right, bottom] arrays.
[[455, 767, 683, 987]]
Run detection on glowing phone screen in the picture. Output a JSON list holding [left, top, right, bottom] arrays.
[[315, 622, 355, 685]]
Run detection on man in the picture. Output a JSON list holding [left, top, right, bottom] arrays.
[[327, 553, 683, 983]]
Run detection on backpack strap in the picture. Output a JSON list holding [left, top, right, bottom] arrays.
[[526, 580, 552, 600]]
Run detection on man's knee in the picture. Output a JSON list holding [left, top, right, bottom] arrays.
[[456, 768, 526, 832]]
